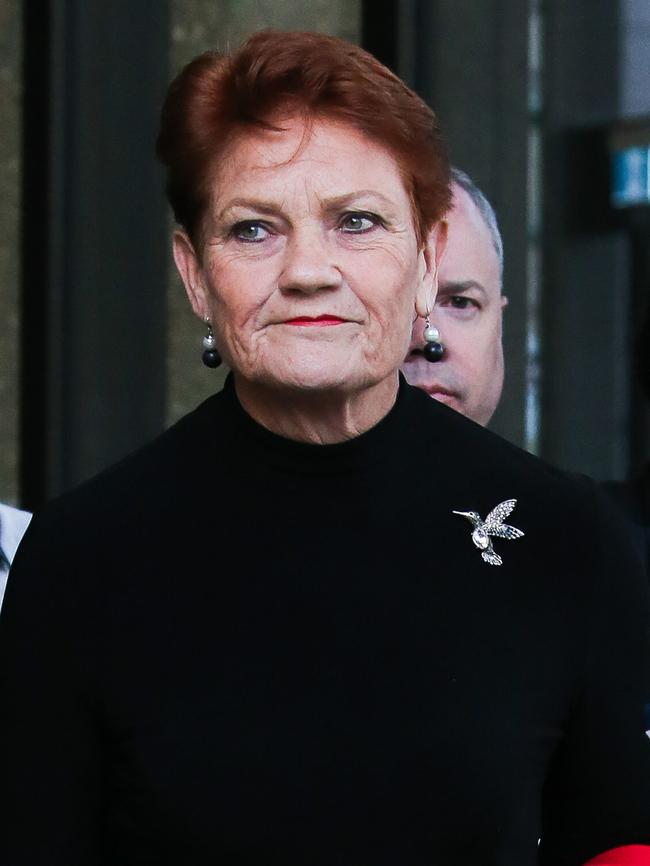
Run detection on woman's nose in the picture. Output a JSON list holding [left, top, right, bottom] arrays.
[[278, 228, 342, 294]]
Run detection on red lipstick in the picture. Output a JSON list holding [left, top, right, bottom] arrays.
[[284, 315, 346, 326]]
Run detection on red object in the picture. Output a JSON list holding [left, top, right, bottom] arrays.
[[584, 845, 650, 865], [285, 316, 346, 326]]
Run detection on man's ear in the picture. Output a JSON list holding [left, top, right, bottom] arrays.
[[501, 295, 509, 310], [172, 230, 209, 320], [415, 220, 448, 319]]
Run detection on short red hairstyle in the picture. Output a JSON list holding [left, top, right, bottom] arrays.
[[156, 30, 451, 247]]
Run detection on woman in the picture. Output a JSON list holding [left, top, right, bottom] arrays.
[[1, 30, 649, 866]]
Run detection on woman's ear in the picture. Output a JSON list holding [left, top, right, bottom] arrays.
[[172, 230, 208, 320], [415, 220, 448, 319]]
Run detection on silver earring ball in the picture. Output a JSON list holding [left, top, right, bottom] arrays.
[[424, 325, 440, 343], [201, 320, 222, 368]]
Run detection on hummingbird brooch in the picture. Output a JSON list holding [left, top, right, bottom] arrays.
[[453, 499, 524, 566]]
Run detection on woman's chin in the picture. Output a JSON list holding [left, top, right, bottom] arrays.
[[244, 354, 377, 395]]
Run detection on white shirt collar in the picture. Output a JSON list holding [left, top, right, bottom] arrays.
[[0, 503, 32, 568]]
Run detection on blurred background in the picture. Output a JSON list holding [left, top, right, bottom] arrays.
[[1, 0, 650, 509]]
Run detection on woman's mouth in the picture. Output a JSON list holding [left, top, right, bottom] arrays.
[[284, 315, 347, 327]]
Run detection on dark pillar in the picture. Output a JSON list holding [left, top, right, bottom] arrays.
[[20, 0, 170, 506], [542, 0, 632, 479], [397, 0, 532, 448], [362, 0, 399, 71]]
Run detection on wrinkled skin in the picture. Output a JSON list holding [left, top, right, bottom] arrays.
[[173, 117, 446, 442]]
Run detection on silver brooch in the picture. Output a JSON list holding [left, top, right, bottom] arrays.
[[453, 499, 524, 566]]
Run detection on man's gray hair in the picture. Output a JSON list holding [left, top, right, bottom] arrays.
[[450, 167, 503, 275]]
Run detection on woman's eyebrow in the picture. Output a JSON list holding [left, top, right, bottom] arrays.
[[216, 198, 283, 220], [216, 191, 399, 223], [322, 190, 397, 210]]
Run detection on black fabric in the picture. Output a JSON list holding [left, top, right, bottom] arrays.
[[1, 376, 649, 866], [602, 469, 650, 734], [602, 469, 650, 572]]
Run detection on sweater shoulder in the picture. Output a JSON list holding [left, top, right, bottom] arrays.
[[27, 391, 229, 547], [409, 383, 589, 498], [408, 384, 642, 566]]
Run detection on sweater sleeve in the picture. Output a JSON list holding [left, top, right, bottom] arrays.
[[540, 488, 650, 866], [0, 510, 105, 864]]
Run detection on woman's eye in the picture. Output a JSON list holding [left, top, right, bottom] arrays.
[[339, 213, 378, 233], [232, 221, 270, 242]]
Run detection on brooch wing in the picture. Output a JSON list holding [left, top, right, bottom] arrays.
[[484, 499, 517, 531], [489, 524, 525, 540]]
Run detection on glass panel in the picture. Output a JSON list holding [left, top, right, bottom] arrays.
[[524, 0, 544, 454]]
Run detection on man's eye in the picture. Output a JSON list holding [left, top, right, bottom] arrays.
[[449, 296, 476, 310], [232, 222, 270, 242], [339, 213, 378, 233]]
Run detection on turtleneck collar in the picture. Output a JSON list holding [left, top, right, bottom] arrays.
[[216, 372, 418, 477]]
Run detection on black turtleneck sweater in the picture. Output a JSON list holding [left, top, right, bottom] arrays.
[[1, 376, 649, 865]]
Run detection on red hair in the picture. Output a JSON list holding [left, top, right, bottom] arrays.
[[156, 30, 451, 247]]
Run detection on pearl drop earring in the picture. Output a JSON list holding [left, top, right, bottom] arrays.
[[422, 314, 444, 362], [202, 319, 222, 368]]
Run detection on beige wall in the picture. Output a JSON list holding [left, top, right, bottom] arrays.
[[166, 0, 361, 424], [0, 0, 21, 503]]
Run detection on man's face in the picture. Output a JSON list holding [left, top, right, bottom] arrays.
[[401, 185, 506, 426]]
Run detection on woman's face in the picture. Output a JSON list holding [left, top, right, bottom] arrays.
[[174, 117, 441, 395]]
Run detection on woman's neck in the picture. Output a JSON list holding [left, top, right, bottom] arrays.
[[233, 374, 400, 445]]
